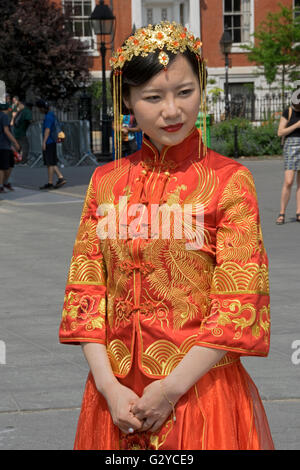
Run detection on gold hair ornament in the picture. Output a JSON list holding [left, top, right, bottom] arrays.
[[110, 21, 203, 71]]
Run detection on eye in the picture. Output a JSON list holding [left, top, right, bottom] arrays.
[[179, 89, 194, 96], [144, 95, 161, 102]]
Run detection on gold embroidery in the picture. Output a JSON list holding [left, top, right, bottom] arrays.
[[143, 238, 214, 330], [211, 262, 269, 294], [184, 161, 218, 209], [107, 339, 131, 376], [142, 336, 197, 375], [108, 336, 241, 377], [201, 299, 270, 345], [80, 177, 96, 221], [253, 305, 270, 343], [67, 254, 106, 285], [218, 170, 259, 264], [155, 416, 174, 449], [73, 218, 101, 257], [95, 161, 130, 206], [62, 291, 106, 332]]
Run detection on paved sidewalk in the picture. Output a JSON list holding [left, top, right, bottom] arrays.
[[0, 158, 299, 450]]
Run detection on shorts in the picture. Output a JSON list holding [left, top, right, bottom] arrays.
[[43, 142, 58, 166], [0, 149, 14, 170], [283, 137, 300, 171]]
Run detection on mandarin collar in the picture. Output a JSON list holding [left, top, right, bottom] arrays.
[[141, 126, 204, 168]]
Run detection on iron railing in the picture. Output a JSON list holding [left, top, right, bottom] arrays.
[[207, 92, 291, 123]]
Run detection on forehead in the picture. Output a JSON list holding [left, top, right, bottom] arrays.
[[136, 54, 197, 92]]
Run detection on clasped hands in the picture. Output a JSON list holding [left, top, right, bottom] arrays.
[[105, 379, 180, 435]]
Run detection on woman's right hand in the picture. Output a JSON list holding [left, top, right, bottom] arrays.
[[103, 382, 143, 434]]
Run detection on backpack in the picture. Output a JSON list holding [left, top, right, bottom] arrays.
[[50, 115, 65, 143]]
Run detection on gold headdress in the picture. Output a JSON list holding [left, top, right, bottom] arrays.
[[110, 21, 207, 166]]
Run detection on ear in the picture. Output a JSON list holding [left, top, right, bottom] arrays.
[[122, 93, 132, 113]]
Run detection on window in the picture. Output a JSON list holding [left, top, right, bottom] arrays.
[[147, 8, 153, 24], [64, 0, 95, 51], [161, 8, 168, 21], [228, 82, 255, 120], [180, 3, 185, 26], [223, 0, 251, 43], [294, 0, 300, 22]]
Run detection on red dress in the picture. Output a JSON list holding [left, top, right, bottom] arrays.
[[59, 128, 274, 450]]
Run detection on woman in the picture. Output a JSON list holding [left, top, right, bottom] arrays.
[[276, 98, 300, 224], [59, 22, 274, 450]]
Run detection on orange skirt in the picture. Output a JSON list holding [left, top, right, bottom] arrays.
[[74, 349, 274, 450]]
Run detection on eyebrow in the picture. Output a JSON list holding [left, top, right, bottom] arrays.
[[142, 82, 196, 93]]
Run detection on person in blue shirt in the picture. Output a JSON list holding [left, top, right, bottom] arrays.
[[36, 99, 66, 190]]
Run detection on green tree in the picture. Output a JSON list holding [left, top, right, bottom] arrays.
[[242, 3, 300, 108], [0, 0, 90, 103]]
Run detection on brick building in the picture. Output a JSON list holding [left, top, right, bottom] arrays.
[[58, 1, 299, 97]]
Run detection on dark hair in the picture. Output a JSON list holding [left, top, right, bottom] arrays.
[[110, 46, 206, 114], [36, 99, 50, 110]]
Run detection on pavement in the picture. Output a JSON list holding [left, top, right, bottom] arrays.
[[0, 158, 299, 450]]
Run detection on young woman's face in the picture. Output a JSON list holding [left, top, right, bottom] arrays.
[[124, 54, 201, 152]]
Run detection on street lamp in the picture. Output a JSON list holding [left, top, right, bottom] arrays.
[[91, 0, 115, 160], [219, 27, 232, 119]]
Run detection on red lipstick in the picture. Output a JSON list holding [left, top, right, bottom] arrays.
[[162, 123, 183, 132]]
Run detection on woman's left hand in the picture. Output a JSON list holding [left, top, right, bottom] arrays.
[[131, 380, 180, 433]]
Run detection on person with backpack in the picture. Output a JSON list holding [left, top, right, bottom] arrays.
[[36, 99, 66, 190]]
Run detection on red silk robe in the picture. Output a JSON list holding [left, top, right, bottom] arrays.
[[59, 127, 274, 450]]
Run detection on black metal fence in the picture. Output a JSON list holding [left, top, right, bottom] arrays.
[[207, 92, 291, 123], [30, 91, 289, 156], [31, 93, 113, 155]]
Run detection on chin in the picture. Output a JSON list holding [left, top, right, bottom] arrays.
[[164, 130, 190, 146]]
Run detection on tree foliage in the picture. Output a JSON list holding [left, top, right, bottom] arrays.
[[0, 0, 90, 102], [242, 3, 300, 97]]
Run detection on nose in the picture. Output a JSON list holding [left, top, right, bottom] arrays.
[[161, 95, 180, 121]]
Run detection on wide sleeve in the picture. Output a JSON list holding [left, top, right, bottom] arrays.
[[59, 170, 107, 345], [196, 168, 270, 356]]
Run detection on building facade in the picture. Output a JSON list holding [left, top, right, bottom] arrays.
[[57, 0, 299, 98]]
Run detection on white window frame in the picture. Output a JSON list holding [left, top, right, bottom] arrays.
[[223, 0, 254, 53], [133, 1, 200, 38], [294, 0, 300, 21], [63, 0, 98, 55]]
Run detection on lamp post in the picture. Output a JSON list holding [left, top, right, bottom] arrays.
[[219, 27, 232, 119], [91, 0, 115, 161]]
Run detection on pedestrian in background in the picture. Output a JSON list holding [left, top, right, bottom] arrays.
[[36, 99, 66, 190], [276, 96, 300, 224], [121, 114, 140, 157], [13, 100, 32, 165], [10, 96, 20, 127], [0, 103, 20, 193], [5, 93, 13, 122]]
